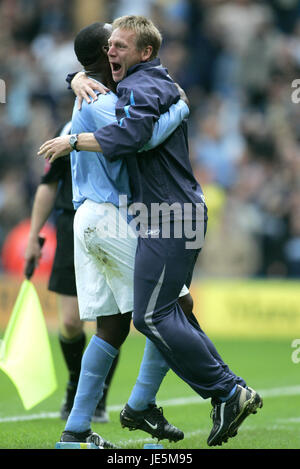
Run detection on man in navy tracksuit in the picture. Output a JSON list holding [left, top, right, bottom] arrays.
[[95, 16, 263, 447], [39, 16, 263, 447], [97, 50, 233, 398]]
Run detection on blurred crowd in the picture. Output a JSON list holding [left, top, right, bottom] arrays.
[[0, 0, 300, 279]]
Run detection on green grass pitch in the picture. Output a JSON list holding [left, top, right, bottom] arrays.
[[0, 331, 299, 450]]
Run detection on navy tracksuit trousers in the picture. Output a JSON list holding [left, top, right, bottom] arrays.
[[132, 231, 246, 400]]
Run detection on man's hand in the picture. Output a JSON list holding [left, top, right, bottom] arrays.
[[24, 237, 42, 277], [37, 135, 71, 163], [72, 71, 110, 110], [174, 82, 189, 107]]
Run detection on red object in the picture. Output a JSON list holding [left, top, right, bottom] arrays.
[[1, 219, 56, 278]]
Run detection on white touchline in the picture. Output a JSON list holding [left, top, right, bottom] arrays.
[[0, 385, 300, 424]]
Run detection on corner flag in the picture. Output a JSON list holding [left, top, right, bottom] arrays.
[[0, 279, 57, 410]]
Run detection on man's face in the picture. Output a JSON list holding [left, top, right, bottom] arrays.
[[108, 28, 151, 82]]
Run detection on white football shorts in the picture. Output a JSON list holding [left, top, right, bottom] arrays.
[[74, 199, 189, 321]]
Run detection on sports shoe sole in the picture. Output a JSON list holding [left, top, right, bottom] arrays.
[[122, 426, 182, 442], [121, 419, 183, 442]]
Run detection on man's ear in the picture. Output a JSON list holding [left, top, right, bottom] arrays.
[[102, 44, 109, 54], [142, 45, 153, 61]]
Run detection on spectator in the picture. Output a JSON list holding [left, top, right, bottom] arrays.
[[1, 0, 300, 278]]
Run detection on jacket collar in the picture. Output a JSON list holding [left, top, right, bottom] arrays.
[[126, 58, 161, 78]]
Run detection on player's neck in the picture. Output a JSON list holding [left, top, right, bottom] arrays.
[[84, 69, 116, 93]]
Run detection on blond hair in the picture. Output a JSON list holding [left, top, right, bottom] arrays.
[[112, 15, 162, 59]]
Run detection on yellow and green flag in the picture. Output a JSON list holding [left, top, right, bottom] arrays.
[[0, 279, 57, 409]]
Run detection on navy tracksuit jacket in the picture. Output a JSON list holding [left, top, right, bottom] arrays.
[[95, 58, 245, 399]]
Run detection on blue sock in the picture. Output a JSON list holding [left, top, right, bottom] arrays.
[[128, 338, 169, 411], [65, 335, 118, 433], [219, 384, 237, 402]]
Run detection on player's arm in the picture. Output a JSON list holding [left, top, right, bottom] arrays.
[[38, 95, 187, 162], [38, 76, 183, 162], [140, 99, 189, 152], [24, 182, 58, 273], [94, 78, 180, 161], [89, 90, 189, 153], [38, 132, 101, 163], [37, 101, 187, 163]]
